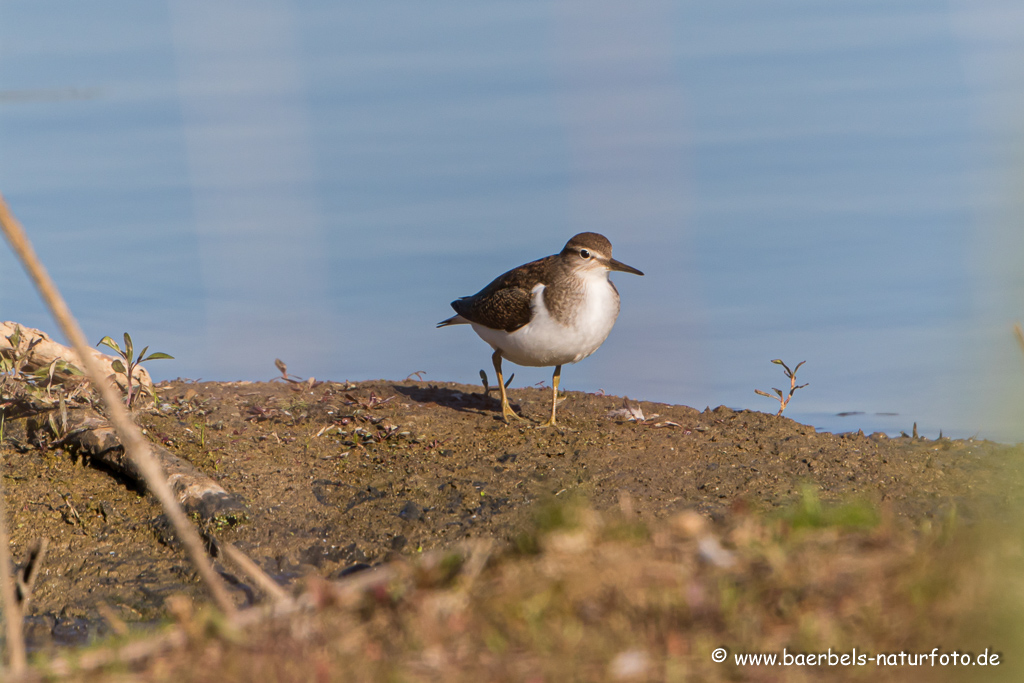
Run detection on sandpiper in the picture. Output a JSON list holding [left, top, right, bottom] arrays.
[[438, 232, 643, 426]]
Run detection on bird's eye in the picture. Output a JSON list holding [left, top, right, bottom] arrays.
[[579, 249, 591, 259]]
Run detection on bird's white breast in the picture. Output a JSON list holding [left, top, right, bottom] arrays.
[[471, 270, 620, 367]]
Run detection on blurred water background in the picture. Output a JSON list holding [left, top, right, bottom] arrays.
[[2, 1, 1023, 440]]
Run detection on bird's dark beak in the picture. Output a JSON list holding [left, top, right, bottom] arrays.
[[608, 258, 644, 276]]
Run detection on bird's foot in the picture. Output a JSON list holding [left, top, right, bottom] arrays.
[[501, 403, 528, 424], [535, 418, 558, 429]]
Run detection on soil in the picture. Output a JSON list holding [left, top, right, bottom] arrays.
[[1, 378, 1021, 653]]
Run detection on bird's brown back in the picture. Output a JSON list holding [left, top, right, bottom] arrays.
[[450, 254, 559, 332]]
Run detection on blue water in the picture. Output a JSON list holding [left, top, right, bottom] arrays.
[[2, 1, 1024, 440]]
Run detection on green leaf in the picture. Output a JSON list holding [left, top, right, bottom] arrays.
[[54, 360, 84, 376], [123, 333, 134, 364], [141, 352, 174, 361], [97, 336, 121, 354], [110, 359, 126, 374]]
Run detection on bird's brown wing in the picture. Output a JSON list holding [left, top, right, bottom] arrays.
[[450, 255, 554, 332]]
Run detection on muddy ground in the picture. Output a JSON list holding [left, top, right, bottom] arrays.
[[1, 378, 1021, 653]]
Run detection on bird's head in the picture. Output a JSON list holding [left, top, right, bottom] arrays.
[[561, 232, 644, 277]]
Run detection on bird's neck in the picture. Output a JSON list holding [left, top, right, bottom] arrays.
[[543, 268, 615, 327]]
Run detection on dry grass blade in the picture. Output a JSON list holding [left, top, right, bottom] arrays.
[[219, 541, 291, 604], [0, 192, 236, 617]]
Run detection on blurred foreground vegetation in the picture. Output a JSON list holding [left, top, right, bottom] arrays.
[[40, 489, 1024, 683]]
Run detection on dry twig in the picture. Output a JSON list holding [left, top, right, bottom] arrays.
[[16, 538, 49, 615], [755, 359, 808, 416]]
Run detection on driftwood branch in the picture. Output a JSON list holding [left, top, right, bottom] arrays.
[[0, 321, 151, 391], [3, 318, 244, 521], [1, 330, 246, 523], [30, 408, 247, 523]]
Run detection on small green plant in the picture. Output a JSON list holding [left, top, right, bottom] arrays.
[[192, 420, 207, 449], [97, 333, 174, 408], [1, 324, 39, 379], [782, 485, 879, 530], [2, 325, 84, 409], [755, 359, 808, 416]]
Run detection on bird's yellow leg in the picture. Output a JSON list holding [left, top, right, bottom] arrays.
[[492, 350, 526, 423], [538, 365, 562, 428]]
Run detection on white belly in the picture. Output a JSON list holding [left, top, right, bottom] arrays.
[[472, 279, 620, 367]]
